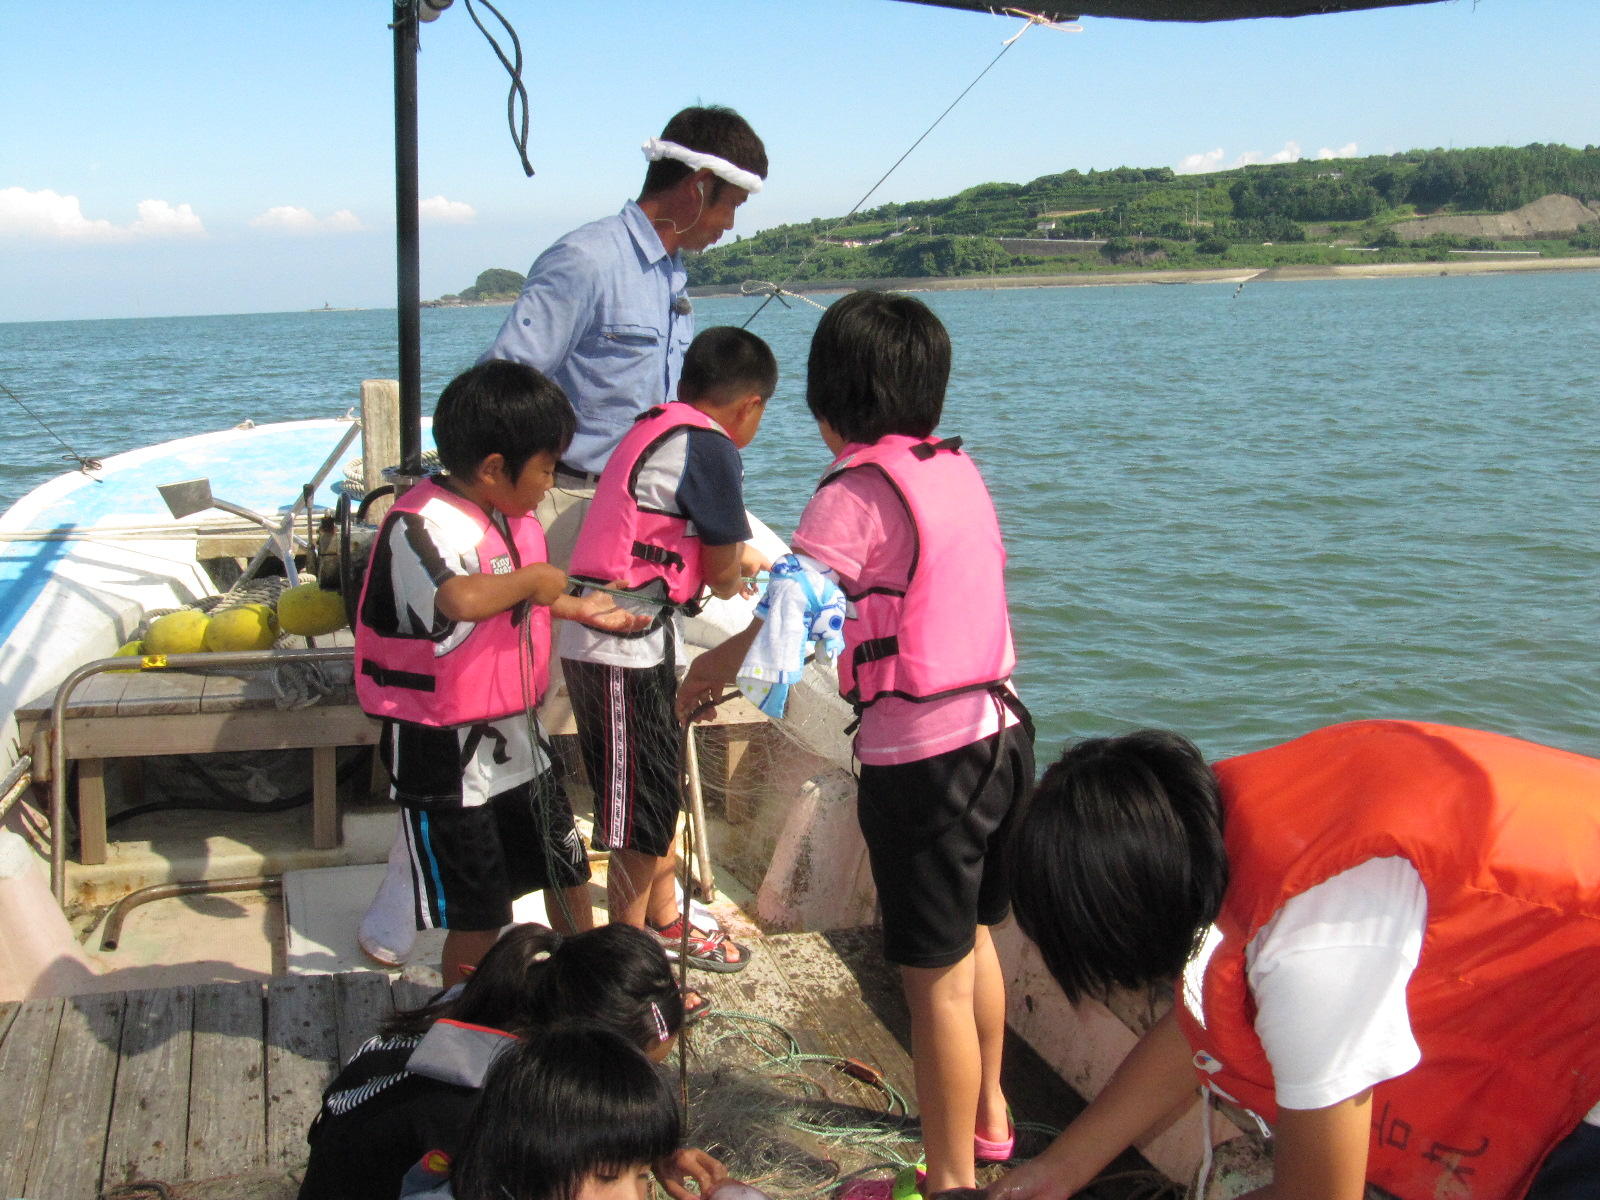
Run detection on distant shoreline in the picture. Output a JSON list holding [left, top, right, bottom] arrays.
[[688, 255, 1600, 299]]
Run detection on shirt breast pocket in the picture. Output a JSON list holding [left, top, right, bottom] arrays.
[[598, 320, 664, 354]]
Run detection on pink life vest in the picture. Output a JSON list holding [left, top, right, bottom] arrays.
[[354, 477, 551, 727], [821, 435, 1015, 707], [568, 402, 728, 606]]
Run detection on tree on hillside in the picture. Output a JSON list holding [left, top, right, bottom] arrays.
[[461, 268, 527, 301]]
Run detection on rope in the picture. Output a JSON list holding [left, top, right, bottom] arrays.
[[460, 0, 536, 177], [741, 10, 1074, 328], [1, 377, 102, 477]]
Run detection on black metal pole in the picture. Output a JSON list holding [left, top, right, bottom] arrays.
[[393, 2, 423, 476]]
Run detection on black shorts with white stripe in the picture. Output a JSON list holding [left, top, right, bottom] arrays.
[[562, 656, 681, 858]]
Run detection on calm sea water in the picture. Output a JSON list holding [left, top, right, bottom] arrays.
[[3, 272, 1596, 761]]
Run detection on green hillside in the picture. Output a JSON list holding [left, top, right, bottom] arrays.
[[688, 144, 1600, 288]]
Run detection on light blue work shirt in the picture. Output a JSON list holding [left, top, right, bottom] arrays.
[[480, 201, 692, 474]]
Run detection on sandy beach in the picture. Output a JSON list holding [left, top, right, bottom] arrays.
[[690, 255, 1600, 299]]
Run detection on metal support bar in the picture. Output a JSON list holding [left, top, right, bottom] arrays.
[[236, 419, 363, 587], [100, 874, 282, 951], [393, 2, 423, 477], [47, 646, 356, 905]]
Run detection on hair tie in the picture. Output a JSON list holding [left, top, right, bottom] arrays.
[[650, 1001, 670, 1043]]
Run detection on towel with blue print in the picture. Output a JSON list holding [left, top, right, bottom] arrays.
[[738, 553, 846, 718]]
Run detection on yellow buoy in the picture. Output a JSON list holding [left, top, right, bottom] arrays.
[[203, 604, 279, 652], [144, 609, 211, 655], [110, 640, 145, 672], [278, 582, 348, 636]]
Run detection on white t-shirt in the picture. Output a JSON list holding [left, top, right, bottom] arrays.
[[1186, 856, 1600, 1125]]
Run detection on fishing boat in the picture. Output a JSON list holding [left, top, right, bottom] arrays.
[[0, 1, 1462, 1196]]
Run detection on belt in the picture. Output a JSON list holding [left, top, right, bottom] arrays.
[[555, 462, 601, 486]]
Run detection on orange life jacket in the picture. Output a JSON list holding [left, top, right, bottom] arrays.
[[1175, 720, 1600, 1200]]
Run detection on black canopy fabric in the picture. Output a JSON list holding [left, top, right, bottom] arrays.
[[891, 0, 1444, 23]]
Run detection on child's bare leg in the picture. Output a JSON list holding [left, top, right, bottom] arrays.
[[903, 950, 981, 1193], [441, 928, 501, 986], [607, 847, 674, 927], [543, 883, 595, 935], [973, 923, 1011, 1142]]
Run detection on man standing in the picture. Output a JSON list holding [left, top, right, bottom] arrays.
[[481, 104, 768, 561]]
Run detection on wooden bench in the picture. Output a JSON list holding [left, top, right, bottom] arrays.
[[17, 645, 379, 868]]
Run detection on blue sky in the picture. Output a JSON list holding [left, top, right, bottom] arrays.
[[2, 0, 1596, 323]]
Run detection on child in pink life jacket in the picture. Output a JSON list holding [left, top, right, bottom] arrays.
[[679, 292, 1033, 1198], [560, 327, 775, 971], [354, 360, 647, 985]]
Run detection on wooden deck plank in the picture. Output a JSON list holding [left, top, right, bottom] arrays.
[[264, 974, 340, 1172], [0, 996, 65, 1198], [102, 985, 195, 1190], [199, 669, 280, 714], [762, 933, 920, 1110], [391, 976, 438, 1014], [188, 981, 268, 1180], [116, 669, 208, 716], [54, 705, 379, 759], [332, 971, 394, 1065], [23, 990, 126, 1200]]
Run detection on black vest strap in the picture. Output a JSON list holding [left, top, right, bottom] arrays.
[[910, 435, 963, 460], [361, 658, 437, 692], [631, 540, 686, 571], [852, 635, 899, 666]]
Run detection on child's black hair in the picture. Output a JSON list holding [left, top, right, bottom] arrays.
[[680, 325, 778, 405], [1007, 730, 1229, 1004], [451, 1023, 682, 1200], [641, 105, 768, 201], [433, 359, 575, 481], [382, 923, 684, 1049], [805, 290, 950, 445]]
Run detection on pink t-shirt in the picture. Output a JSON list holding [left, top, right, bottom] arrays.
[[792, 464, 1018, 767]]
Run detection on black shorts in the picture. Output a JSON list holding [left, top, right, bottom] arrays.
[[563, 656, 680, 858], [856, 726, 1035, 969], [400, 770, 590, 932]]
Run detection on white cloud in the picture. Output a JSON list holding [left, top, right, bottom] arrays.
[[1180, 140, 1332, 173], [249, 205, 366, 234], [419, 195, 475, 225], [1176, 148, 1225, 175], [130, 198, 205, 237], [0, 186, 205, 241], [1235, 140, 1303, 167]]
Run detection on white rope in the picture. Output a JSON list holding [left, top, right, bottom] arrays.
[[740, 8, 1065, 326], [738, 281, 828, 311]]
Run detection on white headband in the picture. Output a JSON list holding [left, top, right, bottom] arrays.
[[642, 137, 764, 195]]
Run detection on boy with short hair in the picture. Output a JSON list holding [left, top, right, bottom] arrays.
[[354, 360, 647, 985], [561, 326, 776, 969], [679, 293, 1032, 1196]]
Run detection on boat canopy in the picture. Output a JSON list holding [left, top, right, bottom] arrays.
[[893, 0, 1444, 22]]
